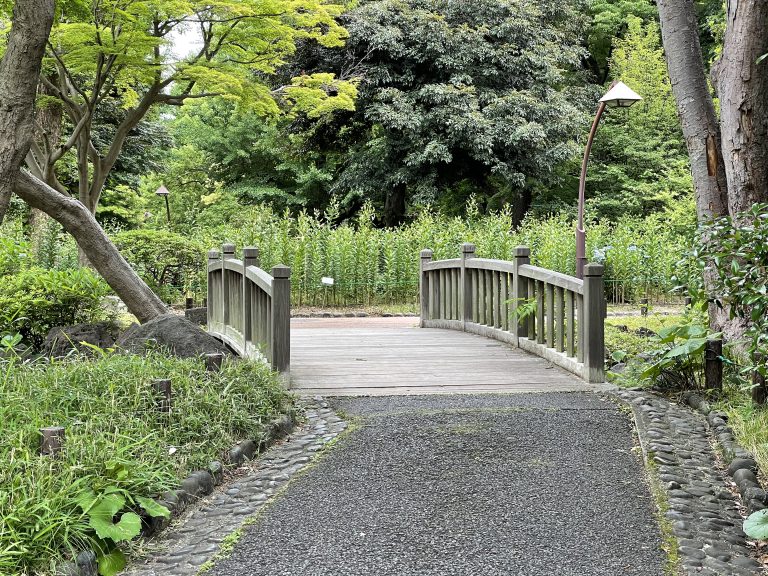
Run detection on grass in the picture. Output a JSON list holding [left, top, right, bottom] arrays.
[[716, 398, 768, 478], [0, 351, 292, 575], [605, 313, 685, 363]]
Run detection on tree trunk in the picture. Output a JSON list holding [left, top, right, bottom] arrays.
[[0, 0, 54, 224], [657, 0, 728, 221], [382, 184, 407, 227], [715, 1, 768, 215], [513, 188, 533, 228], [14, 171, 168, 323]]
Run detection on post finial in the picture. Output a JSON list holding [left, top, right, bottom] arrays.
[[584, 263, 604, 277], [420, 249, 434, 259], [514, 246, 530, 258], [271, 265, 291, 279], [461, 243, 476, 255], [221, 243, 236, 256], [208, 249, 221, 261]]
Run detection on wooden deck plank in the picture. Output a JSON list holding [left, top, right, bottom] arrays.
[[290, 317, 600, 396]]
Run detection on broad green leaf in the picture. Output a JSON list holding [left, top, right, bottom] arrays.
[[664, 337, 709, 359], [98, 548, 127, 576], [744, 509, 768, 540], [136, 496, 171, 519]]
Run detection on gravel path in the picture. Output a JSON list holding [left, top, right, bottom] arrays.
[[208, 393, 666, 576]]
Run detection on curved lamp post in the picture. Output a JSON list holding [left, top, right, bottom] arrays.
[[155, 185, 171, 224], [576, 81, 642, 279]]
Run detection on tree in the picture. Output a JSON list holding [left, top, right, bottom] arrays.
[[0, 0, 54, 219], [2, 0, 353, 224], [657, 0, 768, 334], [292, 0, 590, 226]]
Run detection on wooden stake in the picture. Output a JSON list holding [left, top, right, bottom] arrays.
[[40, 426, 65, 457], [704, 339, 723, 390], [152, 378, 172, 413], [640, 298, 649, 317], [753, 354, 767, 405]]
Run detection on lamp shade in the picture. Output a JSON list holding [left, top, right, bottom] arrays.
[[155, 185, 170, 196], [599, 81, 642, 108]]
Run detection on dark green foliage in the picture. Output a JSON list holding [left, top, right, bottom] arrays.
[[699, 204, 768, 375], [0, 352, 290, 575], [0, 267, 108, 349], [112, 229, 206, 302], [293, 0, 590, 224]]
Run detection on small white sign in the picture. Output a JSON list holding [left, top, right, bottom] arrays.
[[321, 277, 335, 286]]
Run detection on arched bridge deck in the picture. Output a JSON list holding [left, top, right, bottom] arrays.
[[207, 243, 609, 396], [290, 317, 607, 396]]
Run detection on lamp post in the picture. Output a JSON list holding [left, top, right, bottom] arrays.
[[576, 81, 642, 279], [155, 185, 171, 224]]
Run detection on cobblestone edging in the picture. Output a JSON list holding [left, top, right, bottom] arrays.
[[122, 398, 347, 576], [682, 391, 768, 517], [614, 390, 764, 575]]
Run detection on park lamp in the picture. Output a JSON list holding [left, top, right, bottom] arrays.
[[155, 184, 171, 224], [576, 81, 642, 279]]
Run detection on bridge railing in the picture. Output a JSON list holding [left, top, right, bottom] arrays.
[[419, 244, 605, 383], [207, 244, 291, 375]]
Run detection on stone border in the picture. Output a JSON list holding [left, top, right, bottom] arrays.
[[614, 390, 764, 575], [122, 397, 347, 576], [682, 391, 768, 516], [56, 410, 297, 576]]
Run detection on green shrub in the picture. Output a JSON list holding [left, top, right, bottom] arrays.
[[112, 229, 206, 302], [0, 352, 291, 575], [699, 203, 768, 375], [0, 267, 108, 349]]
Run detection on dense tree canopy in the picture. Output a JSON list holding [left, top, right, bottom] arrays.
[[286, 0, 591, 226]]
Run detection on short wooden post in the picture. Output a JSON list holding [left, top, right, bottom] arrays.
[[419, 249, 433, 327], [582, 263, 605, 383], [221, 243, 235, 327], [205, 352, 224, 372], [207, 250, 220, 327], [512, 246, 530, 341], [243, 247, 259, 348], [40, 426, 65, 457], [752, 354, 767, 405], [640, 297, 649, 317], [271, 265, 291, 375], [152, 378, 172, 413], [185, 297, 194, 310], [461, 243, 475, 329], [704, 339, 723, 390], [684, 296, 692, 308]]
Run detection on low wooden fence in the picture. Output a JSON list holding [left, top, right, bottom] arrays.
[[419, 244, 605, 383], [207, 244, 291, 376]]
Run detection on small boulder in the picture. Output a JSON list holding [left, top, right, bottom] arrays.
[[116, 314, 230, 359], [42, 322, 119, 358]]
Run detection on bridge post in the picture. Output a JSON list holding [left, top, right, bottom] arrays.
[[461, 243, 475, 330], [271, 265, 291, 376], [221, 243, 236, 329], [512, 246, 531, 342], [207, 249, 220, 329], [419, 249, 433, 328], [242, 247, 259, 354], [583, 263, 605, 383]]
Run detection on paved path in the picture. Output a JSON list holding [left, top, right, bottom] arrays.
[[208, 393, 666, 576], [291, 317, 609, 396]]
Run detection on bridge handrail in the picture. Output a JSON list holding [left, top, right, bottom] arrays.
[[419, 244, 605, 383], [207, 244, 291, 376]]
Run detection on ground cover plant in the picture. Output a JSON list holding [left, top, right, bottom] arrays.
[[0, 352, 291, 575]]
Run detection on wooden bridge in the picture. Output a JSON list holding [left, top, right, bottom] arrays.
[[207, 243, 607, 395]]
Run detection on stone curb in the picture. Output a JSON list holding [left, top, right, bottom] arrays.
[[56, 411, 296, 576], [682, 391, 768, 515], [123, 397, 347, 576], [614, 389, 764, 575]]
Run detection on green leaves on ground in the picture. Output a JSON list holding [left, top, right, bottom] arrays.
[[744, 509, 768, 540]]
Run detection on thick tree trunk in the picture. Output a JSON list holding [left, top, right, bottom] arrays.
[[657, 0, 728, 221], [715, 1, 768, 215], [0, 0, 54, 224], [14, 171, 168, 323], [382, 184, 407, 227]]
